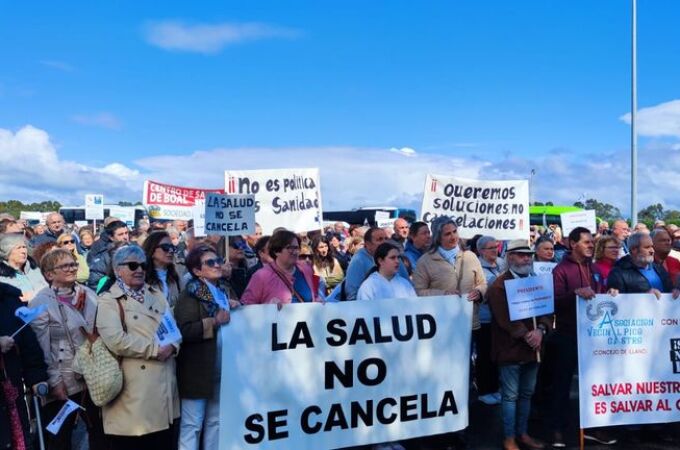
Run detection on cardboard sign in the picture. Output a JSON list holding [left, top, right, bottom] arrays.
[[143, 180, 223, 220], [504, 274, 554, 321], [224, 168, 322, 234], [219, 297, 472, 450], [85, 194, 104, 220], [560, 210, 597, 237], [578, 294, 680, 428], [421, 175, 529, 240], [204, 193, 256, 237]]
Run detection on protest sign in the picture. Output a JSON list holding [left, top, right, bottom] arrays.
[[504, 274, 554, 321], [19, 211, 49, 224], [46, 400, 82, 435], [224, 168, 322, 234], [219, 297, 472, 450], [85, 194, 104, 220], [107, 206, 136, 228], [533, 262, 557, 275], [578, 293, 680, 428], [192, 200, 206, 237], [204, 193, 256, 237], [143, 180, 223, 221], [421, 175, 529, 240], [560, 210, 597, 236], [156, 309, 182, 346]]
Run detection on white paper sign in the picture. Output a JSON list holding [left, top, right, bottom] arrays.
[[533, 262, 557, 275], [85, 194, 104, 220], [204, 193, 256, 237], [107, 206, 136, 228], [156, 309, 182, 346], [46, 400, 81, 435], [504, 274, 554, 321], [377, 218, 396, 229], [224, 168, 323, 235], [219, 297, 472, 450], [421, 175, 529, 240], [578, 294, 680, 428], [192, 200, 206, 237], [560, 210, 597, 237]]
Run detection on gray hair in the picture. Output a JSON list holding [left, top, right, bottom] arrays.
[[166, 226, 180, 238], [429, 215, 457, 251], [650, 228, 669, 240], [476, 235, 496, 252], [112, 245, 146, 268], [627, 232, 649, 252]]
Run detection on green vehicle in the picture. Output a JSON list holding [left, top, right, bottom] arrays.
[[529, 205, 586, 228]]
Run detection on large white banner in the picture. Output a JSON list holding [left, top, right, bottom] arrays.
[[420, 175, 529, 240], [142, 180, 223, 221], [220, 297, 472, 450], [577, 293, 680, 428], [224, 168, 322, 235]]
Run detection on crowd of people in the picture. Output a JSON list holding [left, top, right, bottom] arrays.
[[1, 210, 679, 450]]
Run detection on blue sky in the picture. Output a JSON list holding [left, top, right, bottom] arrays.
[[2, 1, 680, 215]]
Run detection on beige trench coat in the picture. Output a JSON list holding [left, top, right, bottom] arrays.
[[29, 285, 97, 400], [96, 283, 180, 436], [412, 249, 487, 330]]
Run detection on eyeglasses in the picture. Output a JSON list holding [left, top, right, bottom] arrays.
[[54, 262, 79, 272], [202, 257, 224, 268], [118, 261, 147, 271], [59, 239, 76, 246], [285, 245, 300, 252], [157, 243, 176, 253]]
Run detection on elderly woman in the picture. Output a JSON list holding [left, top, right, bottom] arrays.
[[533, 236, 556, 263], [241, 230, 320, 304], [96, 245, 180, 448], [0, 233, 48, 302], [593, 235, 621, 285], [175, 245, 239, 450], [29, 249, 105, 449], [77, 227, 95, 257], [142, 231, 181, 309], [56, 233, 90, 284], [312, 235, 344, 295]]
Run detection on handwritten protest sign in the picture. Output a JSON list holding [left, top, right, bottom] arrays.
[[578, 294, 680, 428], [224, 168, 322, 234], [560, 210, 597, 236], [504, 274, 554, 321], [533, 262, 557, 275], [219, 297, 472, 450], [143, 180, 223, 221], [204, 193, 256, 237], [421, 175, 529, 240], [156, 309, 182, 346]]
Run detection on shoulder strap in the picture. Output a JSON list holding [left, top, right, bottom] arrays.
[[116, 298, 127, 333], [269, 263, 307, 303], [455, 251, 466, 292], [57, 303, 78, 354]]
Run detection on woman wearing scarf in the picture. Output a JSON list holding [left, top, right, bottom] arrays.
[[0, 281, 47, 450], [29, 248, 106, 449], [175, 245, 240, 450], [412, 215, 487, 450], [96, 245, 180, 449], [0, 233, 48, 302], [142, 231, 181, 310], [56, 233, 90, 285], [241, 230, 320, 305]]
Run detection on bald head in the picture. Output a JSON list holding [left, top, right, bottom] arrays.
[[612, 220, 630, 241], [46, 213, 65, 235], [393, 218, 409, 240]]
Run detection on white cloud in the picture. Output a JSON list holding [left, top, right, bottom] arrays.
[[39, 60, 74, 72], [143, 21, 301, 54], [71, 112, 122, 130], [389, 147, 417, 157], [620, 99, 680, 138]]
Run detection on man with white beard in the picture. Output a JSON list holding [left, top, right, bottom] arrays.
[[487, 240, 551, 450]]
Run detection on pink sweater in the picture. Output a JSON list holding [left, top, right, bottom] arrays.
[[241, 262, 319, 305]]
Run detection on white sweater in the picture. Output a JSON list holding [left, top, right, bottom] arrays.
[[357, 271, 416, 301]]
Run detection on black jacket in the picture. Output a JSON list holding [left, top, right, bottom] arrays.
[[607, 254, 673, 293], [0, 282, 47, 449], [86, 233, 114, 289]]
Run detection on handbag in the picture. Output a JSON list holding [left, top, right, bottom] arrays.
[[73, 299, 126, 407]]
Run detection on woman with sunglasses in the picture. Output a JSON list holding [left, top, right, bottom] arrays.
[[29, 248, 107, 449], [56, 233, 90, 284], [174, 245, 239, 450], [311, 235, 344, 296], [96, 245, 180, 448], [241, 230, 320, 305], [143, 231, 182, 310]]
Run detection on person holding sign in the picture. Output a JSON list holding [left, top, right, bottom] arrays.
[[241, 230, 320, 305], [0, 233, 48, 302], [487, 240, 551, 450], [175, 245, 239, 450], [96, 246, 180, 448], [357, 242, 416, 301], [29, 248, 106, 449]]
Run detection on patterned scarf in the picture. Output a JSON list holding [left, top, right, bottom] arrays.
[[186, 278, 219, 317], [116, 278, 145, 303]]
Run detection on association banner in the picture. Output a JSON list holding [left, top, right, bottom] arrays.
[[504, 274, 554, 321], [224, 168, 322, 234], [142, 180, 223, 221], [420, 175, 529, 240], [219, 297, 472, 450], [577, 293, 680, 428]]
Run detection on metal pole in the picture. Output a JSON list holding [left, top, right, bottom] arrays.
[[631, 0, 638, 226]]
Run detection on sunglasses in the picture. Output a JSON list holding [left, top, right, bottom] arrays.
[[118, 261, 148, 271], [299, 254, 312, 260], [203, 257, 224, 268], [157, 243, 176, 253], [59, 239, 76, 245]]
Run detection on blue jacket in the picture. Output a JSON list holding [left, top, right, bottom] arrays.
[[344, 248, 410, 301], [86, 233, 114, 290], [404, 241, 425, 271]]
